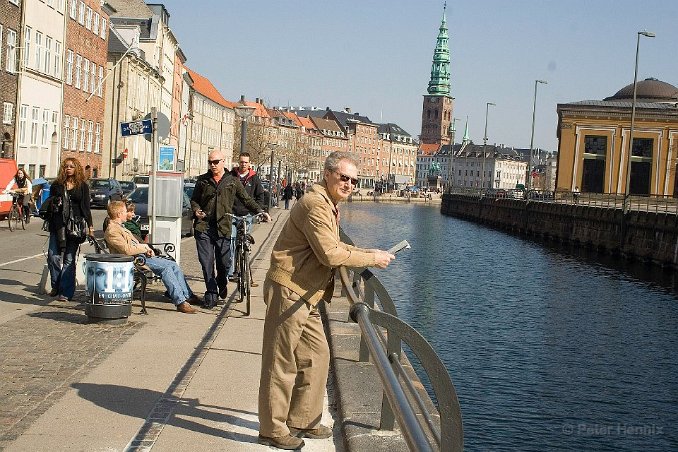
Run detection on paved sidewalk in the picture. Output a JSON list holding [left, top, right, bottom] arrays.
[[0, 209, 339, 451]]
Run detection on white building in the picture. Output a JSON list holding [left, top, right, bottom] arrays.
[[16, 0, 66, 177]]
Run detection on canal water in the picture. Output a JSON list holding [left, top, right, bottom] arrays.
[[341, 202, 678, 452]]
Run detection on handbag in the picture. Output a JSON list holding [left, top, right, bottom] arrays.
[[64, 192, 87, 243], [66, 215, 88, 243]]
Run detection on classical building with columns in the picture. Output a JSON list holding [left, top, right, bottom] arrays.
[[556, 78, 678, 196]]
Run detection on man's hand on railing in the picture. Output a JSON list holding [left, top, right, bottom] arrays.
[[373, 250, 395, 269]]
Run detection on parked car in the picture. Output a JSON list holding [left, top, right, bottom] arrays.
[[89, 178, 124, 208], [132, 175, 149, 186], [119, 180, 136, 198], [127, 186, 194, 238], [183, 182, 195, 199]]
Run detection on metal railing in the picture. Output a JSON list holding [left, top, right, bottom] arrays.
[[445, 187, 678, 214], [338, 230, 463, 452]]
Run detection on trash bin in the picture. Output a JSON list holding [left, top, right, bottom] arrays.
[[84, 253, 135, 323]]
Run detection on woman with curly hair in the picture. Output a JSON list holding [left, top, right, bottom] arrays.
[[47, 158, 94, 301]]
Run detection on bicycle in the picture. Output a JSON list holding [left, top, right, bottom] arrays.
[[6, 191, 26, 231], [226, 212, 265, 316]]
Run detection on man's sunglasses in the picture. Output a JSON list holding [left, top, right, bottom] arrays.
[[208, 159, 223, 165], [333, 170, 358, 185]]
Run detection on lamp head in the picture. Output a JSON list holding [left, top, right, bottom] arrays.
[[487, 102, 496, 107], [537, 79, 548, 85], [639, 31, 656, 38]]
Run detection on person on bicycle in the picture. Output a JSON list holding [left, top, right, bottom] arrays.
[[4, 168, 32, 223], [228, 152, 266, 280], [190, 150, 270, 309]]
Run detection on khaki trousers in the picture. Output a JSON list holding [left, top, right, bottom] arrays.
[[258, 278, 330, 438]]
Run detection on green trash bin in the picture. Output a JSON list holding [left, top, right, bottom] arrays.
[[84, 254, 135, 323]]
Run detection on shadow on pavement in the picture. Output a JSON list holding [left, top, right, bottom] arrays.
[[72, 383, 261, 443]]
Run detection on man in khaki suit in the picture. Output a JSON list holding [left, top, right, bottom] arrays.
[[258, 152, 395, 450]]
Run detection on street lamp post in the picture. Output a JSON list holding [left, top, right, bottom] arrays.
[[481, 102, 496, 190], [234, 95, 256, 160], [526, 80, 548, 192], [267, 144, 277, 211], [624, 31, 655, 212]]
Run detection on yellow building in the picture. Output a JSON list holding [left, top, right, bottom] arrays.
[[556, 78, 678, 196]]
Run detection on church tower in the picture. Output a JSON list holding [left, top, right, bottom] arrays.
[[420, 4, 454, 147]]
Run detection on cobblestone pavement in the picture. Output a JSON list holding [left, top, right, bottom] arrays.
[[0, 302, 142, 449]]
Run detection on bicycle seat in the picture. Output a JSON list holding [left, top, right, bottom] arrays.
[[246, 234, 255, 244]]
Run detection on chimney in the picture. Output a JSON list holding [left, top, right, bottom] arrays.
[[239, 94, 245, 103], [255, 97, 260, 104], [345, 107, 351, 114]]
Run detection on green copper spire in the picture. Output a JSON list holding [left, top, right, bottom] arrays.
[[427, 3, 451, 96]]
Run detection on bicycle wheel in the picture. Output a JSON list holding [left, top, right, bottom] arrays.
[[7, 206, 16, 231], [242, 248, 251, 305]]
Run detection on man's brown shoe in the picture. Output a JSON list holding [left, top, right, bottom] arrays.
[[257, 434, 304, 450], [288, 424, 332, 439], [176, 301, 197, 314], [187, 295, 202, 305]]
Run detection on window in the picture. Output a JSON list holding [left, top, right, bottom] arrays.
[[9, 0, 20, 6], [2, 103, 13, 125], [66, 49, 73, 84], [23, 26, 30, 69], [41, 109, 49, 146], [90, 64, 96, 93], [19, 105, 27, 144], [87, 121, 93, 152], [97, 66, 103, 96], [34, 31, 42, 72], [63, 115, 70, 148], [30, 107, 39, 145], [39, 165, 46, 178], [93, 13, 99, 35], [0, 25, 3, 69], [44, 36, 51, 74], [95, 123, 100, 153], [47, 0, 54, 8], [78, 1, 85, 25], [85, 6, 92, 30], [74, 54, 81, 88], [69, 0, 76, 19], [6, 29, 16, 72], [79, 118, 85, 152], [100, 18, 106, 39], [71, 117, 77, 150], [54, 41, 61, 78], [83, 58, 89, 92]]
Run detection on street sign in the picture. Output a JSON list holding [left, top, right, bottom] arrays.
[[144, 112, 170, 142], [120, 119, 152, 137]]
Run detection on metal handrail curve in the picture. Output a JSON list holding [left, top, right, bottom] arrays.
[[336, 249, 463, 451]]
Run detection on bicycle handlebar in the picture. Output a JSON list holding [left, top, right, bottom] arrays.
[[224, 212, 267, 222]]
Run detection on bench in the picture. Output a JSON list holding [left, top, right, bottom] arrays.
[[86, 236, 177, 315]]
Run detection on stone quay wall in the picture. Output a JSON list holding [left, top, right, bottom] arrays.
[[441, 194, 678, 269]]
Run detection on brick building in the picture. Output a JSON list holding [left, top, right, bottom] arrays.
[[62, 0, 110, 178], [0, 0, 22, 159]]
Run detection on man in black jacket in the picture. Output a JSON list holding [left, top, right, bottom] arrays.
[[190, 150, 270, 308], [228, 152, 265, 279]]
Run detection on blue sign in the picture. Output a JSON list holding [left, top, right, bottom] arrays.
[[120, 119, 152, 137], [158, 146, 176, 171]]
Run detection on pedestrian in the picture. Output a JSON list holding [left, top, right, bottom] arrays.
[[104, 201, 200, 313], [573, 186, 580, 204], [228, 152, 266, 280], [257, 151, 395, 450], [190, 150, 270, 309], [46, 158, 94, 301], [294, 182, 303, 201], [283, 183, 293, 210]]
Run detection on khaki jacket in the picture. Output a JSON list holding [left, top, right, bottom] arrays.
[[267, 181, 376, 306], [105, 221, 150, 256]]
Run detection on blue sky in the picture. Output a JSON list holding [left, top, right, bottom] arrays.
[[159, 0, 678, 151]]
